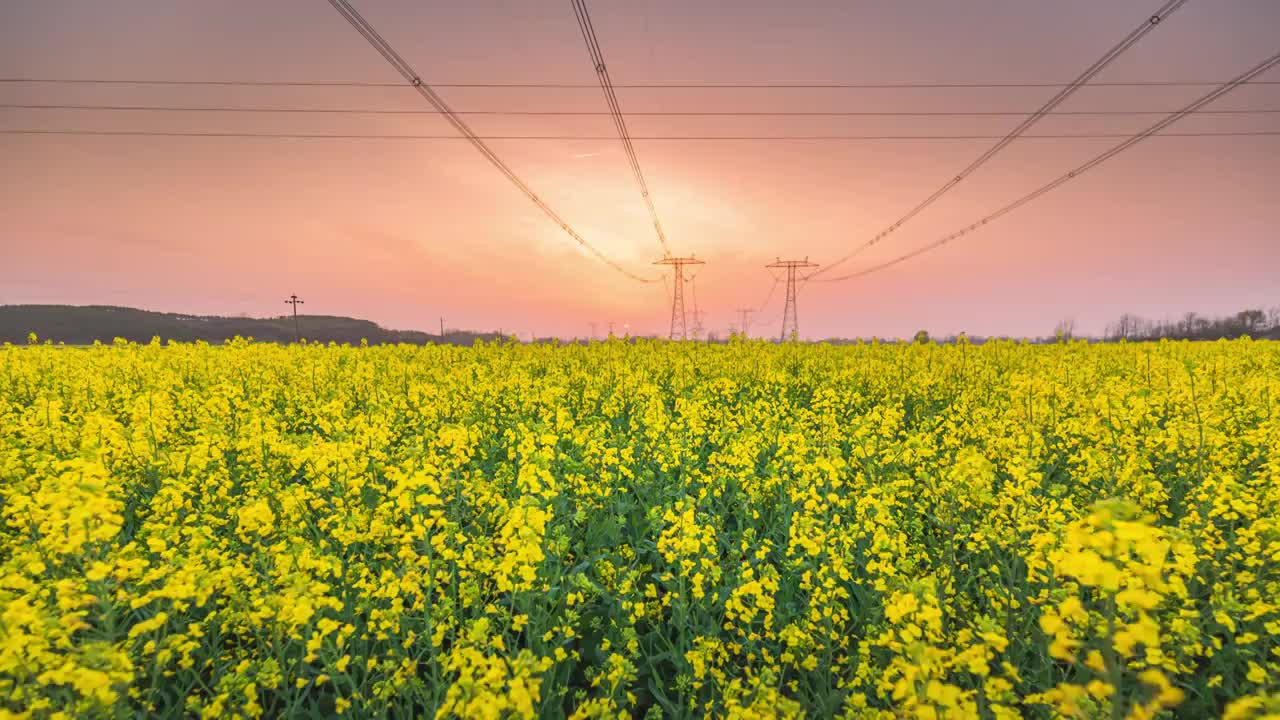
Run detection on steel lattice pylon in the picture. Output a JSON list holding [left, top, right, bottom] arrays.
[[735, 307, 754, 337], [766, 258, 818, 341], [655, 256, 704, 340]]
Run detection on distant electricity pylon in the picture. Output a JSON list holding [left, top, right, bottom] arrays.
[[689, 276, 705, 339], [735, 307, 754, 337], [766, 259, 818, 341], [284, 294, 304, 342], [690, 308, 707, 340], [655, 256, 705, 339]]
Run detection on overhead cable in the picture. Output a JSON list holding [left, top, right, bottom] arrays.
[[814, 49, 1280, 283], [569, 0, 671, 256], [5, 129, 1274, 141], [6, 77, 1279, 89], [810, 0, 1189, 279], [6, 102, 1278, 117], [322, 0, 655, 283]]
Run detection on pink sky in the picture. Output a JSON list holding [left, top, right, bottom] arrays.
[[2, 1, 1278, 339]]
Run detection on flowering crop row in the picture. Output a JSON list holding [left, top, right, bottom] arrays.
[[1, 337, 1277, 718]]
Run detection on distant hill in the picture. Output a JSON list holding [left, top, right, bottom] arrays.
[[0, 305, 501, 346]]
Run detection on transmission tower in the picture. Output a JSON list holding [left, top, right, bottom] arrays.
[[689, 276, 706, 339], [690, 308, 707, 340], [735, 307, 754, 337], [765, 259, 818, 341], [655, 256, 705, 340]]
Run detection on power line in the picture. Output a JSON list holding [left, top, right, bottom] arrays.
[[6, 129, 1276, 141], [745, 267, 784, 339], [569, 0, 670, 256], [5, 77, 1280, 89], [811, 0, 1189, 279], [320, 0, 655, 283], [755, 276, 781, 313], [6, 102, 1279, 117], [815, 48, 1280, 283]]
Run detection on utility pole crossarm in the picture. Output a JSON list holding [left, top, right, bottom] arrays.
[[284, 294, 305, 343]]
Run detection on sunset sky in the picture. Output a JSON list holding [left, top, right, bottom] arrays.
[[3, 1, 1278, 339]]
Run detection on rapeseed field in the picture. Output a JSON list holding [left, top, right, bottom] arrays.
[[2, 337, 1278, 718]]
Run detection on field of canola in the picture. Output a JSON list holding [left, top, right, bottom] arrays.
[[2, 337, 1279, 719]]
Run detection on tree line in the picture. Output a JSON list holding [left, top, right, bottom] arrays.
[[1069, 306, 1280, 342]]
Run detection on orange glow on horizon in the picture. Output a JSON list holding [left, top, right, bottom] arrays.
[[2, 1, 1277, 339]]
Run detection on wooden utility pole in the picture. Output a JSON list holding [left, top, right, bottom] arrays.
[[284, 294, 304, 342]]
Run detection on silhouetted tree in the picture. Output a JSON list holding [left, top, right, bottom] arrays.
[[1103, 306, 1280, 342], [1236, 308, 1267, 335], [1179, 312, 1198, 338], [1053, 318, 1076, 342], [1107, 313, 1145, 340]]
